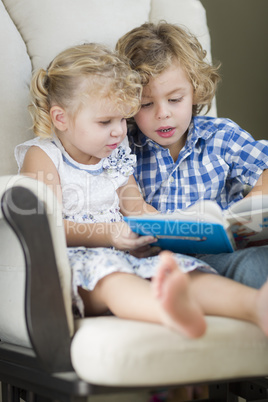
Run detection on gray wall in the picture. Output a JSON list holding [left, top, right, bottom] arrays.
[[200, 0, 268, 140]]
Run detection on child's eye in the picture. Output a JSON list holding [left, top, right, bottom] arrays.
[[141, 102, 152, 108], [99, 120, 111, 125], [169, 97, 183, 103]]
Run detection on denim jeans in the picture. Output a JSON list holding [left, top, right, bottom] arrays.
[[195, 245, 268, 289]]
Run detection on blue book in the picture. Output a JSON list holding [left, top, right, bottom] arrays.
[[124, 196, 268, 254]]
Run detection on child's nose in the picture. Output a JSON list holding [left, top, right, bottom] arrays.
[[111, 121, 126, 136], [156, 105, 171, 120]]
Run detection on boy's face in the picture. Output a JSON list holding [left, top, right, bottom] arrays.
[[134, 63, 194, 159]]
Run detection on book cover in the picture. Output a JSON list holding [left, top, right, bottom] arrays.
[[124, 215, 235, 254], [124, 195, 268, 254]]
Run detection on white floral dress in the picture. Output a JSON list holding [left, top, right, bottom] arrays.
[[15, 135, 215, 317]]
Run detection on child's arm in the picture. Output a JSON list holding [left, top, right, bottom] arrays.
[[116, 175, 160, 257], [246, 169, 268, 197], [20, 147, 156, 251], [64, 219, 157, 250], [20, 145, 62, 202], [117, 175, 158, 216]]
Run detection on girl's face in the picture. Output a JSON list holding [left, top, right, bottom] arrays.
[[134, 62, 194, 160], [58, 95, 128, 165]]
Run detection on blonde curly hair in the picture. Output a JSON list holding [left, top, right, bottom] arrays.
[[116, 22, 221, 116], [29, 43, 142, 138]]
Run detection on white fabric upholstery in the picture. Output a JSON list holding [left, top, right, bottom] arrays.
[[0, 1, 32, 176], [72, 316, 268, 386], [1, 0, 268, 389], [150, 0, 211, 61], [3, 0, 151, 71], [0, 212, 28, 346]]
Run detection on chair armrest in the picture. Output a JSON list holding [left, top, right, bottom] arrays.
[[1, 186, 72, 372]]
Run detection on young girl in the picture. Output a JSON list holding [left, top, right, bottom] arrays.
[[116, 22, 268, 289], [15, 43, 268, 339]]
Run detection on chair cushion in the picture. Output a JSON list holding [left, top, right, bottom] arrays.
[[71, 315, 268, 386], [3, 0, 151, 70], [151, 0, 211, 60], [0, 1, 32, 175]]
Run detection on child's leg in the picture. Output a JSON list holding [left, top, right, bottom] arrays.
[[196, 246, 268, 288], [188, 266, 268, 335], [149, 254, 268, 336], [79, 253, 207, 338], [78, 251, 268, 338]]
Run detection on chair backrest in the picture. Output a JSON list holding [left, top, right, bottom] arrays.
[[0, 0, 214, 347], [0, 0, 215, 176]]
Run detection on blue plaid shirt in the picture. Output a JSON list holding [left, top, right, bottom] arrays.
[[128, 116, 268, 213]]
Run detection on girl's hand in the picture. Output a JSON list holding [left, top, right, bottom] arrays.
[[109, 221, 157, 251]]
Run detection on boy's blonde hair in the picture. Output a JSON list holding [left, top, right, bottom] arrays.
[[116, 22, 221, 115], [29, 43, 142, 138]]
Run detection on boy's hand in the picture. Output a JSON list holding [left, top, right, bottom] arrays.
[[129, 245, 162, 258], [109, 221, 157, 251]]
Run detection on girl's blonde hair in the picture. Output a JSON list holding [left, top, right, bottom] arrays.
[[29, 43, 142, 138], [116, 22, 221, 115]]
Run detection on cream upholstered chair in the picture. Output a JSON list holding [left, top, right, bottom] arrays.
[[1, 1, 268, 401]]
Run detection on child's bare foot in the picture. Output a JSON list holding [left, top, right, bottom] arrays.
[[152, 251, 206, 338], [255, 279, 268, 336]]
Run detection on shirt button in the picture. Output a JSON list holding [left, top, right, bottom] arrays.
[[169, 177, 175, 183]]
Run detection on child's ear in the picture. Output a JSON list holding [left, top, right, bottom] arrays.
[[50, 106, 68, 131]]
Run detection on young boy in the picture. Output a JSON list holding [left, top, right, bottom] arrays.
[[116, 22, 268, 288]]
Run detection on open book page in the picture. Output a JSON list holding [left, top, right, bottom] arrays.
[[140, 200, 227, 225], [171, 200, 226, 225], [224, 195, 268, 249]]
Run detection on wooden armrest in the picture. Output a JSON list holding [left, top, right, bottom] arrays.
[[1, 186, 72, 372]]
